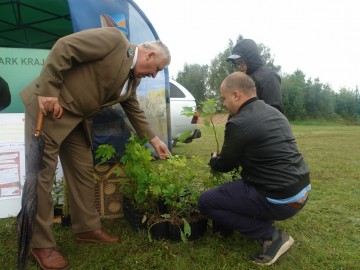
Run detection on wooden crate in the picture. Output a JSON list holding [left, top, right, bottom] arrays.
[[94, 162, 127, 219]]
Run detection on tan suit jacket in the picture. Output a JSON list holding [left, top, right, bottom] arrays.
[[20, 27, 155, 146], [19, 28, 160, 246]]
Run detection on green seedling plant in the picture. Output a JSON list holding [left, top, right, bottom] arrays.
[[182, 100, 240, 182], [119, 132, 154, 209], [94, 133, 154, 210], [182, 98, 221, 181], [151, 155, 201, 216], [182, 98, 219, 152], [95, 133, 203, 243], [147, 155, 201, 243]]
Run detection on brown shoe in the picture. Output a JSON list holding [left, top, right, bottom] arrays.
[[76, 229, 119, 244], [31, 248, 69, 270]]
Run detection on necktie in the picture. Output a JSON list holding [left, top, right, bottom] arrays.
[[120, 70, 134, 97]]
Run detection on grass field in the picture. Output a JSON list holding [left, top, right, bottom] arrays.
[[1, 122, 359, 269]]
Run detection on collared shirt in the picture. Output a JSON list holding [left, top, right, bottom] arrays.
[[120, 47, 138, 97]]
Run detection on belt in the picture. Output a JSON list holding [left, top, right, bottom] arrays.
[[287, 201, 304, 209], [287, 191, 309, 209]]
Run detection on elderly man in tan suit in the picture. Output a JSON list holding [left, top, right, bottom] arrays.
[[20, 27, 171, 270]]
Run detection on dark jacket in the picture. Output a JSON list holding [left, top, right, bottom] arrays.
[[233, 39, 283, 113], [210, 98, 310, 199]]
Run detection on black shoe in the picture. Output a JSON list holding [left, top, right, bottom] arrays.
[[251, 229, 294, 266]]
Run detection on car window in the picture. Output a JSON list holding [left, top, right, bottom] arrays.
[[170, 83, 186, 98]]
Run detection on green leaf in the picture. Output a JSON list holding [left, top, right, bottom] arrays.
[[95, 144, 116, 163], [147, 226, 154, 243], [183, 218, 191, 237], [161, 213, 171, 219], [204, 120, 210, 127], [180, 230, 188, 243], [200, 99, 216, 116]]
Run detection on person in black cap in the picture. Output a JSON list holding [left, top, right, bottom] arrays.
[[0, 75, 11, 111], [227, 39, 284, 114]]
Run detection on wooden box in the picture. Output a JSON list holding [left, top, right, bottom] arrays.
[[94, 162, 127, 218]]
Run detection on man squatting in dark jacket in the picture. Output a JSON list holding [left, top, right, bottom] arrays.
[[198, 72, 310, 266], [227, 39, 284, 114]]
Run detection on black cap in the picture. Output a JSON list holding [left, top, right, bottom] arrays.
[[227, 41, 245, 62], [227, 39, 259, 63], [227, 54, 242, 61]]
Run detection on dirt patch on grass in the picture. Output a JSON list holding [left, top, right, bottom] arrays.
[[198, 113, 229, 125]]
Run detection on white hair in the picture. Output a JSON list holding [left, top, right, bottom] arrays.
[[140, 40, 171, 64]]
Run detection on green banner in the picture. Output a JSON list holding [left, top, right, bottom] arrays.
[[0, 47, 49, 113]]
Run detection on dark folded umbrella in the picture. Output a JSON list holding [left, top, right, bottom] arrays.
[[16, 112, 45, 270]]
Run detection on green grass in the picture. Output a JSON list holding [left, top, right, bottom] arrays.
[[1, 123, 360, 269], [291, 121, 342, 126]]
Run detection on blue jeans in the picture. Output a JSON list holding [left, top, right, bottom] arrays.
[[198, 180, 303, 240]]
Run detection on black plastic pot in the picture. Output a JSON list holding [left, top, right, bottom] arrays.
[[61, 215, 71, 227], [189, 217, 208, 240], [150, 221, 169, 240], [53, 205, 63, 217], [168, 217, 208, 242], [168, 222, 182, 242], [123, 198, 146, 231]]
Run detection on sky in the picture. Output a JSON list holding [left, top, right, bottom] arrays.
[[133, 0, 359, 92]]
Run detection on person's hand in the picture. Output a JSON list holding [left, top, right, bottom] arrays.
[[149, 136, 171, 160], [38, 96, 63, 119]]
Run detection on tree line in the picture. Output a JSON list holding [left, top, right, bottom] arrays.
[[174, 36, 359, 123]]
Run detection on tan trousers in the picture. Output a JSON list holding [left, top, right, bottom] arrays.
[[25, 113, 101, 248]]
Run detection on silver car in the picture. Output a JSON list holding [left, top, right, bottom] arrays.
[[170, 79, 201, 146]]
